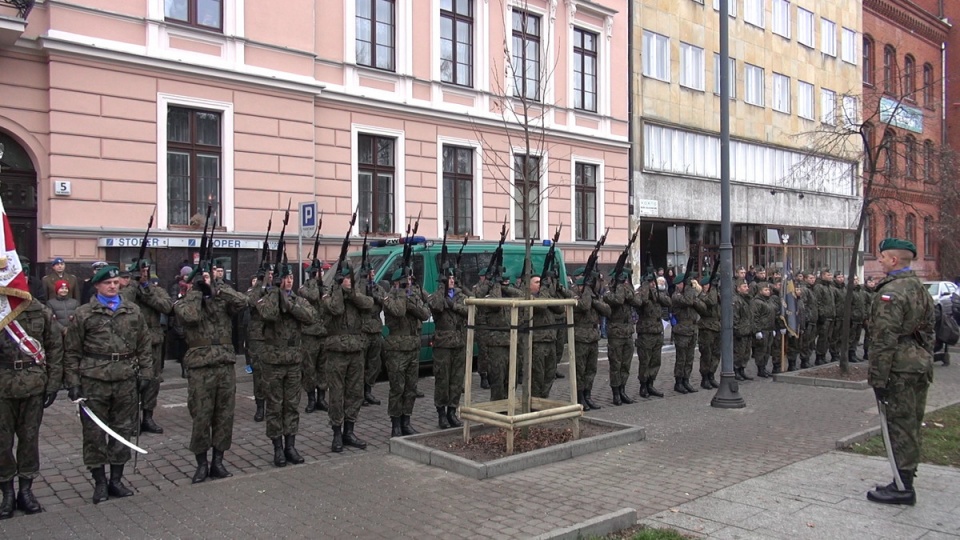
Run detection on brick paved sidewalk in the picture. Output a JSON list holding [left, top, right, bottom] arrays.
[[1, 350, 956, 538]]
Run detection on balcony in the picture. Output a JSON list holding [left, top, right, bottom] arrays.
[[0, 0, 33, 47]]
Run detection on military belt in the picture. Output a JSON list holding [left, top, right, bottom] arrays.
[[84, 351, 135, 361], [266, 338, 299, 347], [0, 358, 33, 370], [190, 338, 229, 347]]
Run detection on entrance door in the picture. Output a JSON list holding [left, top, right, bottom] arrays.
[[0, 133, 38, 273]]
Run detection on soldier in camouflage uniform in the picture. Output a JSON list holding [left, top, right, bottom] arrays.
[[671, 273, 706, 394], [848, 275, 867, 363], [603, 269, 638, 405], [573, 269, 610, 409], [863, 276, 877, 361], [798, 272, 819, 369], [323, 265, 374, 452], [813, 269, 836, 365], [866, 239, 934, 506], [748, 266, 768, 298], [697, 275, 721, 388], [256, 264, 316, 467], [473, 270, 491, 390], [246, 266, 273, 422], [551, 273, 571, 381], [174, 270, 247, 483], [64, 266, 153, 504], [297, 263, 328, 413], [0, 298, 63, 518], [358, 266, 385, 406], [750, 282, 778, 378], [634, 274, 670, 398], [529, 275, 565, 399], [475, 268, 519, 402], [383, 268, 430, 436], [428, 269, 468, 429], [123, 260, 173, 435], [733, 279, 755, 381], [829, 273, 846, 361]]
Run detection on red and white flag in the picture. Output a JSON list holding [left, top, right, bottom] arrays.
[[0, 196, 44, 364]]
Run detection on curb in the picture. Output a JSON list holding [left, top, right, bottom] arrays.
[[773, 370, 870, 390], [528, 508, 638, 540], [836, 396, 960, 449]]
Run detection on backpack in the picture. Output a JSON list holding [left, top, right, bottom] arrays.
[[936, 304, 960, 346]]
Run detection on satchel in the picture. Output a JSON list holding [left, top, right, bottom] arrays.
[[936, 305, 960, 345]]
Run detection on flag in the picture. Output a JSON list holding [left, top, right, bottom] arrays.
[[0, 196, 44, 364], [781, 257, 799, 338]]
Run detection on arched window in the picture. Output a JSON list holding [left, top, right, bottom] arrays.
[[885, 211, 897, 238], [863, 211, 874, 255], [883, 45, 896, 94], [905, 213, 916, 244], [923, 63, 934, 108], [863, 35, 875, 85], [924, 217, 934, 259], [905, 135, 917, 179], [882, 129, 897, 178], [924, 140, 936, 182], [863, 122, 876, 172], [904, 55, 916, 98]]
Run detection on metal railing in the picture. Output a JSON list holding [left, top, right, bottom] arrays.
[[0, 0, 34, 19]]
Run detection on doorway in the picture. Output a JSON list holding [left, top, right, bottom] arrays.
[[0, 132, 38, 274]]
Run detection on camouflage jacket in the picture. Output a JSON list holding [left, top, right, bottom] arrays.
[[671, 286, 707, 337], [635, 284, 671, 335], [850, 285, 867, 321], [383, 287, 431, 351], [475, 281, 522, 347], [733, 291, 753, 337], [751, 294, 778, 332], [0, 300, 64, 399], [868, 269, 935, 387], [530, 288, 565, 342], [603, 284, 641, 339], [798, 283, 818, 324], [246, 283, 268, 341], [125, 279, 174, 344], [428, 286, 469, 348], [257, 289, 317, 365], [174, 285, 248, 368], [574, 285, 610, 343], [831, 282, 846, 320], [297, 277, 328, 337], [323, 283, 375, 352], [64, 297, 152, 386], [698, 285, 721, 332], [813, 279, 836, 320], [361, 280, 387, 335]]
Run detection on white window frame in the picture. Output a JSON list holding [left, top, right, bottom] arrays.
[[509, 147, 549, 241], [842, 95, 859, 127], [346, 0, 412, 76], [156, 93, 235, 231], [713, 53, 736, 98], [569, 156, 605, 244], [821, 18, 837, 57], [772, 0, 790, 39], [797, 80, 814, 120], [713, 0, 737, 17], [821, 88, 836, 125], [503, 2, 554, 105], [797, 7, 814, 48], [642, 30, 671, 82], [436, 136, 484, 240], [841, 28, 857, 64], [744, 63, 764, 106], [432, 0, 491, 92], [772, 73, 790, 114], [744, 0, 764, 28], [680, 42, 705, 91], [351, 124, 406, 235]]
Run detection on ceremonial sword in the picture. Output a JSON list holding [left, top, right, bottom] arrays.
[[74, 399, 148, 455], [876, 397, 905, 491]]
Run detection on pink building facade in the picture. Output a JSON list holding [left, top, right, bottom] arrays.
[[0, 0, 629, 283]]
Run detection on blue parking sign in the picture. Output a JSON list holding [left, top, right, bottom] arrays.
[[299, 201, 317, 236]]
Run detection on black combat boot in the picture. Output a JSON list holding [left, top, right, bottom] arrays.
[[316, 388, 329, 411], [0, 479, 14, 519], [272, 437, 287, 467], [577, 390, 589, 409], [787, 357, 797, 372], [304, 390, 317, 413], [867, 470, 916, 506], [363, 384, 381, 405], [391, 417, 403, 437], [192, 452, 209, 484], [674, 377, 688, 394], [437, 406, 451, 429], [799, 354, 811, 369], [555, 371, 565, 379], [140, 410, 164, 434], [331, 425, 344, 453], [611, 386, 622, 406], [708, 373, 720, 388], [637, 378, 650, 398], [16, 477, 41, 514], [343, 421, 368, 449], [107, 464, 133, 498], [814, 355, 825, 366], [90, 466, 108, 504], [447, 407, 463, 427], [700, 373, 712, 390], [849, 350, 862, 363], [734, 367, 745, 381], [682, 378, 698, 393], [756, 365, 770, 378], [400, 415, 418, 436], [209, 449, 232, 479], [583, 390, 601, 409], [771, 361, 782, 375], [646, 379, 664, 398], [254, 399, 265, 422], [480, 373, 490, 389], [284, 435, 305, 464], [619, 385, 635, 404]]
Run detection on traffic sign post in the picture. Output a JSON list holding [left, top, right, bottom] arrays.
[[299, 202, 317, 285]]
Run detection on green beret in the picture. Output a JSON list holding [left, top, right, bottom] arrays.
[[674, 272, 685, 283], [119, 268, 131, 278], [572, 267, 586, 277], [129, 258, 151, 270], [575, 276, 585, 286], [699, 273, 711, 286], [391, 267, 405, 281], [478, 267, 487, 276], [339, 264, 353, 277], [278, 264, 293, 278], [212, 258, 226, 269], [609, 267, 632, 278], [754, 266, 765, 273], [735, 278, 747, 287], [438, 267, 456, 281], [91, 265, 120, 284], [878, 237, 916, 257]]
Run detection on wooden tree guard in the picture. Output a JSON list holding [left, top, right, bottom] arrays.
[[461, 297, 581, 455]]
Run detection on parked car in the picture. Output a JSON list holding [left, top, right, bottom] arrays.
[[924, 280, 957, 314]]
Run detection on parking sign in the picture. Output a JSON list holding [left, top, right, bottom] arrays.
[[299, 201, 317, 237]]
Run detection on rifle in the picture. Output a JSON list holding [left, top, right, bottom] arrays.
[[484, 215, 509, 281], [309, 210, 324, 268], [440, 221, 450, 272], [259, 211, 274, 272], [135, 206, 156, 273], [611, 224, 641, 291], [455, 234, 468, 269], [330, 205, 359, 286], [581, 227, 609, 291], [401, 209, 422, 279], [187, 204, 213, 281], [709, 253, 722, 286], [205, 215, 217, 272], [359, 223, 370, 279], [540, 223, 562, 280], [272, 199, 292, 283]]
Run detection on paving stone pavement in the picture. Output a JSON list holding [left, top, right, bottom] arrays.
[[0, 347, 956, 538]]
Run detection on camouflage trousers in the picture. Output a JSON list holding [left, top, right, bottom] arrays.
[[141, 341, 164, 411], [79, 377, 137, 468], [575, 340, 598, 393], [829, 317, 844, 358], [636, 332, 664, 381], [555, 327, 567, 367], [0, 393, 44, 481], [385, 349, 419, 417], [363, 333, 383, 387], [433, 346, 465, 408], [326, 349, 364, 427], [301, 334, 327, 393], [698, 329, 720, 376], [816, 318, 833, 358], [531, 342, 557, 399], [800, 322, 817, 363], [734, 336, 752, 369], [885, 371, 931, 473], [752, 331, 774, 369], [607, 337, 633, 388], [247, 340, 265, 400], [674, 333, 697, 378], [847, 321, 863, 355], [261, 363, 301, 439], [187, 364, 236, 454], [486, 345, 510, 401]]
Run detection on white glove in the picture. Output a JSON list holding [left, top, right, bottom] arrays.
[[779, 328, 787, 335], [755, 332, 763, 339]]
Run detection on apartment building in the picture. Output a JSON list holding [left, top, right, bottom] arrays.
[[0, 0, 629, 283], [631, 0, 863, 275]]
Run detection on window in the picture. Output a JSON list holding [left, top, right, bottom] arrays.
[[820, 18, 836, 57], [883, 45, 896, 94], [744, 0, 763, 28], [642, 30, 670, 82], [713, 0, 737, 17], [797, 8, 814, 47], [924, 140, 936, 182], [573, 28, 598, 111], [358, 134, 396, 233], [862, 36, 874, 85], [167, 107, 222, 226], [772, 0, 790, 38], [165, 0, 222, 30], [882, 129, 896, 176], [905, 136, 917, 178], [924, 217, 934, 258], [442, 145, 473, 236], [885, 212, 897, 238], [820, 88, 836, 125], [514, 154, 541, 239], [863, 122, 875, 170], [744, 64, 764, 106], [440, 0, 473, 87], [680, 43, 705, 91], [923, 63, 934, 108], [574, 163, 597, 241], [905, 214, 916, 245], [772, 73, 790, 113], [863, 212, 873, 256], [713, 53, 736, 98], [841, 28, 857, 64], [904, 55, 916, 99], [842, 95, 858, 127], [798, 81, 814, 119], [357, 0, 396, 71], [512, 9, 541, 100]]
